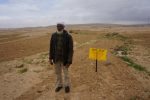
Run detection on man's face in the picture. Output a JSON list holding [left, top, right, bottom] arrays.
[[57, 24, 64, 31]]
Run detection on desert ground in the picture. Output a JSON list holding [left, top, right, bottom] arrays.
[[0, 24, 150, 100]]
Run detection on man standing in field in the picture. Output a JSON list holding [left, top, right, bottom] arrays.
[[49, 23, 73, 93]]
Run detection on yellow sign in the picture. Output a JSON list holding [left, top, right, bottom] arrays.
[[89, 48, 107, 61]]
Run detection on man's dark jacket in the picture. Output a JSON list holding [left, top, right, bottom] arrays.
[[49, 30, 73, 66]]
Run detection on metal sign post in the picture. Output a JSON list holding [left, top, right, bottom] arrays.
[[89, 48, 107, 72], [96, 59, 98, 72], [96, 50, 98, 72]]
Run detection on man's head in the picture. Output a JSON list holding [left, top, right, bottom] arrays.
[[57, 23, 65, 32]]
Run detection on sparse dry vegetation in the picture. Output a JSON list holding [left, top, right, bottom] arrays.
[[121, 56, 150, 75], [18, 67, 28, 74], [104, 32, 128, 41], [109, 32, 150, 75]]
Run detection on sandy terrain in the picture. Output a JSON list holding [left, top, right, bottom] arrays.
[[0, 24, 150, 100]]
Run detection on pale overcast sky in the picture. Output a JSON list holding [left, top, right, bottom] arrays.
[[0, 0, 150, 28]]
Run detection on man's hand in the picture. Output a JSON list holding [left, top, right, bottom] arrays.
[[66, 64, 71, 68], [49, 59, 53, 65]]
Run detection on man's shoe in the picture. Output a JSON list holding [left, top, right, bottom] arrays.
[[55, 86, 63, 92], [65, 86, 70, 93]]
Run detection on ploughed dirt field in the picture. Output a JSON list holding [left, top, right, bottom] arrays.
[[0, 24, 150, 100]]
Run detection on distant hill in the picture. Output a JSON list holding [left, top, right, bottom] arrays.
[[1, 23, 150, 30]]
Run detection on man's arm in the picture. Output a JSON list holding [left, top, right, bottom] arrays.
[[67, 34, 74, 64], [49, 34, 54, 65]]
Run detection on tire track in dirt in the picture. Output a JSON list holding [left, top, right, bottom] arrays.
[[14, 71, 55, 100]]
